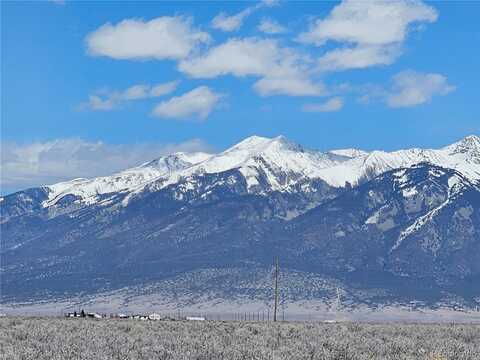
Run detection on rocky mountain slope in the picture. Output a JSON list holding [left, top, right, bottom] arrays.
[[1, 135, 479, 309]]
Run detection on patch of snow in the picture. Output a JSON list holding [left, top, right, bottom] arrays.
[[365, 212, 380, 224], [448, 175, 461, 189], [402, 187, 418, 198]]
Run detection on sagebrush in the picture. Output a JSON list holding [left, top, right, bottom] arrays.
[[1, 317, 479, 360]]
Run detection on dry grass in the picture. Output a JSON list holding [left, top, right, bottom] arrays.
[[0, 317, 479, 360]]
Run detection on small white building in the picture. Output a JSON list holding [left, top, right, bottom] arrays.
[[186, 316, 205, 321], [87, 312, 102, 319], [148, 313, 161, 321]]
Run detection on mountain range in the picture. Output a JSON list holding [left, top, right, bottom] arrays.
[[1, 135, 480, 312]]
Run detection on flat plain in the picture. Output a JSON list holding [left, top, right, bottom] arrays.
[[1, 317, 479, 360]]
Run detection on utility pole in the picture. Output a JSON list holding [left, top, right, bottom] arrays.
[[273, 257, 279, 322], [336, 287, 341, 313]]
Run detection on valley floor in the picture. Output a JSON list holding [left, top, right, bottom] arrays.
[[1, 318, 479, 360]]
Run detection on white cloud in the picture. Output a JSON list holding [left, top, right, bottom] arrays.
[[81, 81, 178, 111], [212, 0, 278, 32], [254, 75, 325, 97], [179, 38, 279, 78], [150, 82, 179, 97], [299, 0, 437, 46], [152, 86, 222, 120], [299, 0, 438, 71], [258, 18, 287, 34], [302, 97, 344, 112], [317, 44, 401, 72], [1, 138, 212, 193], [85, 16, 210, 60], [179, 38, 324, 97], [387, 70, 455, 108]]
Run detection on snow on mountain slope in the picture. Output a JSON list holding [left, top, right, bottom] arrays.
[[443, 135, 480, 163], [390, 165, 477, 252], [139, 135, 349, 195], [44, 152, 212, 207], [39, 134, 480, 207], [316, 135, 480, 187], [177, 135, 342, 177], [328, 148, 369, 158]]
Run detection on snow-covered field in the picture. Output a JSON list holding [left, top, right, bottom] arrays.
[[1, 317, 479, 360]]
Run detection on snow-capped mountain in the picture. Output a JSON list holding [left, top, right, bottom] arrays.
[[316, 135, 480, 187], [43, 151, 212, 207], [1, 135, 479, 310], [29, 134, 480, 210]]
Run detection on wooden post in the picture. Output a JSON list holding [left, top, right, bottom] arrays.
[[273, 257, 279, 322]]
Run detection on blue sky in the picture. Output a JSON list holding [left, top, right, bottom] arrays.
[[1, 0, 479, 193]]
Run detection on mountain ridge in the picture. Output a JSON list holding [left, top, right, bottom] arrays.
[[1, 135, 479, 310], [3, 134, 478, 208]]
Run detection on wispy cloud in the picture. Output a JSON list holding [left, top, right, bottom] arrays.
[[1, 138, 212, 193], [152, 86, 223, 120], [357, 70, 455, 108], [85, 16, 210, 60], [258, 18, 287, 34], [212, 0, 278, 32], [80, 81, 179, 111], [302, 97, 344, 112], [254, 75, 325, 97], [387, 70, 455, 108], [317, 45, 401, 72], [212, 8, 256, 32]]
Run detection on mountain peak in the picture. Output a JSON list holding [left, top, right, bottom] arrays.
[[231, 135, 272, 149], [138, 151, 211, 170], [461, 134, 480, 147], [268, 135, 304, 152], [225, 135, 302, 155], [443, 135, 480, 165], [444, 134, 480, 152]]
